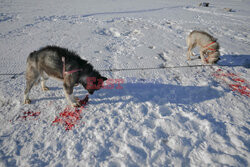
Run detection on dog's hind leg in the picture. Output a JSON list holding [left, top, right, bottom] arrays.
[[186, 40, 196, 61], [24, 66, 40, 104], [41, 72, 49, 91]]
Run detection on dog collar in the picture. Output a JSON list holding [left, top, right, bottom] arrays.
[[203, 41, 218, 53], [203, 41, 216, 48]]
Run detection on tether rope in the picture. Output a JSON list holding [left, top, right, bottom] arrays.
[[99, 64, 218, 72], [0, 64, 246, 77]]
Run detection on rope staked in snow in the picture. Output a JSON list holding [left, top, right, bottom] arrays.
[[99, 64, 218, 72], [0, 63, 245, 78]]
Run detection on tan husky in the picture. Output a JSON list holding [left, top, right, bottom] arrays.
[[186, 30, 220, 64]]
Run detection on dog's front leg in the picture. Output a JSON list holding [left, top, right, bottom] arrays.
[[63, 83, 80, 107], [187, 46, 192, 60], [187, 44, 195, 61], [41, 72, 49, 91], [200, 49, 207, 64], [186, 52, 191, 61]]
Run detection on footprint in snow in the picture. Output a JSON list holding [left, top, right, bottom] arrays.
[[148, 46, 156, 49], [158, 52, 168, 62], [96, 27, 121, 38]]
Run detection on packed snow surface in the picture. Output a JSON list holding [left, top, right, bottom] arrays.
[[0, 0, 249, 166]]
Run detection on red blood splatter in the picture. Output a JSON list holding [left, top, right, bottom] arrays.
[[52, 95, 89, 130], [229, 84, 250, 97], [16, 110, 41, 121], [9, 110, 41, 122], [212, 69, 250, 97], [232, 78, 245, 83]]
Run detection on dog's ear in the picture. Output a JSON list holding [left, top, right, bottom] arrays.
[[102, 77, 108, 81]]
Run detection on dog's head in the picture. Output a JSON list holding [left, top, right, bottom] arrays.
[[81, 71, 107, 95], [207, 51, 220, 64]]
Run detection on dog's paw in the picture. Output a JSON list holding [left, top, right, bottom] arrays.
[[74, 96, 80, 101], [24, 99, 31, 104], [72, 102, 81, 108], [203, 60, 209, 64], [42, 87, 49, 91]]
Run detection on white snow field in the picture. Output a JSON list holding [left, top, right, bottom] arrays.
[[0, 0, 250, 166]]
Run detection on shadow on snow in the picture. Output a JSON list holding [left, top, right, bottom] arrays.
[[92, 83, 224, 105], [218, 54, 250, 68]]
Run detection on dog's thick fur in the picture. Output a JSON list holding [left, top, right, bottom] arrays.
[[24, 46, 107, 107], [186, 30, 220, 64]]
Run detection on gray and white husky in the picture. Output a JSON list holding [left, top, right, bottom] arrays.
[[186, 30, 220, 64], [24, 46, 107, 107]]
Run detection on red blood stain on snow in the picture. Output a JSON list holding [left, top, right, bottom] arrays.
[[52, 95, 89, 131], [10, 110, 41, 122], [21, 111, 41, 120], [213, 69, 250, 97]]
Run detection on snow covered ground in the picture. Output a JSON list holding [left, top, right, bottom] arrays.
[[0, 0, 249, 166]]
